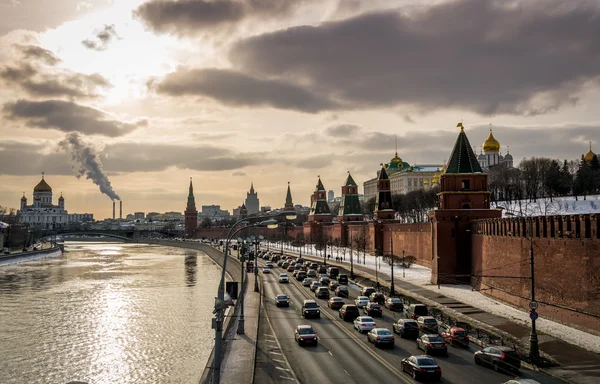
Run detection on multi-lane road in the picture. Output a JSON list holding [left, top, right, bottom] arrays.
[[255, 259, 566, 384]]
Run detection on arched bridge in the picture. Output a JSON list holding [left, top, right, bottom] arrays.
[[39, 228, 182, 242]]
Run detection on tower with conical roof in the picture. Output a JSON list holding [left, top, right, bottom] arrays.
[[184, 177, 198, 238], [245, 182, 260, 215], [308, 176, 332, 222], [338, 171, 363, 222], [374, 165, 394, 220], [438, 123, 490, 210], [284, 182, 294, 212]]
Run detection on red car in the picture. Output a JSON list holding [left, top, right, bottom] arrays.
[[440, 325, 469, 347]]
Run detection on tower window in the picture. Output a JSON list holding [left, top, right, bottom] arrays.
[[461, 180, 470, 191]]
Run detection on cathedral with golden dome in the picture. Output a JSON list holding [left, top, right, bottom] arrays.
[[477, 126, 513, 170], [583, 141, 596, 163]]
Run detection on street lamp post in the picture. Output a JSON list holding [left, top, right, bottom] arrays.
[[349, 231, 354, 278], [402, 249, 405, 279], [237, 237, 247, 335], [390, 229, 395, 296]]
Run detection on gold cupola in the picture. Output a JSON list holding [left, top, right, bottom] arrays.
[[482, 127, 500, 152], [584, 141, 596, 163]]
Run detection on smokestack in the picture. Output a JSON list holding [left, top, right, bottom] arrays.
[[113, 201, 116, 220], [119, 201, 122, 220]]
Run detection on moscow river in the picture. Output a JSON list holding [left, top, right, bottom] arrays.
[[0, 242, 221, 384]]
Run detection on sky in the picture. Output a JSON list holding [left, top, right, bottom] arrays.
[[0, 0, 599, 219]]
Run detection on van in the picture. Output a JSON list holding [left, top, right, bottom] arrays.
[[406, 304, 428, 319], [327, 267, 339, 278]]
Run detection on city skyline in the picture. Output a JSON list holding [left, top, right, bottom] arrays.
[[1, 0, 599, 218]]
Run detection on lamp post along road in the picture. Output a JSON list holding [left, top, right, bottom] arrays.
[[390, 230, 395, 296], [349, 231, 354, 278]]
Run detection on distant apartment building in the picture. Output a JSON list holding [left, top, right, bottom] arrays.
[[134, 212, 145, 220], [199, 205, 230, 221], [146, 212, 160, 220]]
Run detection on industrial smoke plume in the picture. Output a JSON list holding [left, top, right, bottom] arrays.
[[59, 132, 121, 201]]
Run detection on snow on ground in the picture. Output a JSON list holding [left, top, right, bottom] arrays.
[[493, 194, 600, 217], [266, 241, 600, 354]]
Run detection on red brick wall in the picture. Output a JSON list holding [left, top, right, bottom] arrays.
[[472, 215, 600, 332], [381, 223, 433, 267]]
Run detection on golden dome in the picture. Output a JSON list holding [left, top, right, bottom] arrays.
[[391, 152, 402, 163], [440, 160, 447, 174], [58, 193, 64, 201], [424, 179, 429, 185], [21, 193, 27, 201], [34, 173, 52, 193], [483, 128, 500, 152], [584, 142, 596, 163]]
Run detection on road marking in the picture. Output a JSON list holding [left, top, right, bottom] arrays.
[[269, 351, 283, 355], [273, 358, 286, 363], [344, 369, 350, 376], [264, 333, 275, 337], [279, 376, 295, 381], [328, 351, 333, 356], [276, 367, 290, 372]]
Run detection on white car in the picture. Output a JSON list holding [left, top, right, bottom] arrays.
[[279, 273, 289, 283], [355, 296, 370, 308], [354, 316, 377, 333], [302, 277, 313, 287]]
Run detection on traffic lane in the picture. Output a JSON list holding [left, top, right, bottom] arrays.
[[263, 265, 411, 384], [262, 271, 347, 384]]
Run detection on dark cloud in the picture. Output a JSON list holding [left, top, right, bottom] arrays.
[[153, 67, 337, 113], [0, 46, 110, 98], [231, 0, 600, 116], [3, 99, 143, 137], [134, 0, 308, 36], [15, 45, 61, 65], [82, 24, 119, 51], [325, 124, 361, 137], [0, 141, 71, 176], [403, 115, 415, 124]]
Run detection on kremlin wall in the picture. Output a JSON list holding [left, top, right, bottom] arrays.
[[192, 125, 600, 333]]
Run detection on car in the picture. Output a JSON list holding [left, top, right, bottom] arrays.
[[309, 281, 322, 292], [354, 296, 369, 308], [364, 302, 383, 317], [3, 247, 10, 255], [393, 319, 419, 339], [353, 316, 377, 333], [367, 328, 395, 348], [502, 380, 541, 384], [440, 325, 469, 347], [287, 266, 295, 272], [385, 297, 404, 312], [295, 325, 318, 346], [282, 262, 290, 269], [296, 271, 307, 281], [315, 286, 330, 299], [272, 255, 281, 262], [276, 294, 290, 307], [302, 277, 313, 287], [369, 292, 386, 305], [310, 263, 318, 270], [416, 334, 448, 356], [417, 316, 438, 333], [328, 280, 339, 291], [277, 260, 285, 267], [262, 268, 271, 274], [266, 262, 274, 268], [339, 304, 360, 321], [319, 276, 330, 285], [337, 274, 348, 285], [292, 270, 300, 278], [407, 304, 428, 320], [328, 297, 345, 310], [335, 286, 349, 297], [301, 300, 321, 319], [474, 346, 521, 374], [401, 355, 442, 381], [327, 266, 339, 278], [279, 273, 289, 283], [317, 265, 327, 274], [361, 287, 376, 297], [307, 269, 318, 278]]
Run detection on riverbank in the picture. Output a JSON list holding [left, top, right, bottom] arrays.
[[0, 243, 62, 266]]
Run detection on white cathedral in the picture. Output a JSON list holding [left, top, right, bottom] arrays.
[[477, 127, 514, 170], [18, 173, 92, 229]]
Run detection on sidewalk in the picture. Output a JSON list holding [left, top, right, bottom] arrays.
[[219, 269, 260, 384], [275, 247, 600, 384]]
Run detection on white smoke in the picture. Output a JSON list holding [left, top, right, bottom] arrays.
[[59, 132, 121, 201]]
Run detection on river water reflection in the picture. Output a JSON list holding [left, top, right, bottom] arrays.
[[0, 242, 221, 384]]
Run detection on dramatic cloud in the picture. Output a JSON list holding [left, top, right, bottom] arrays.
[[231, 0, 600, 116], [326, 124, 361, 137], [135, 0, 309, 36], [0, 45, 110, 98], [0, 141, 71, 176], [3, 99, 144, 137], [82, 24, 119, 51], [153, 67, 337, 113]]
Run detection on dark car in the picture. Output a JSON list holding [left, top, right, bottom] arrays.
[[335, 286, 349, 297], [328, 280, 340, 291], [417, 316, 438, 333], [310, 263, 318, 270], [393, 319, 419, 339], [287, 266, 295, 272], [416, 334, 448, 356], [328, 297, 345, 310], [315, 286, 330, 299], [296, 271, 307, 281], [367, 328, 395, 348], [364, 302, 383, 317], [327, 266, 339, 278], [338, 274, 348, 285], [407, 304, 428, 320], [440, 325, 469, 347], [276, 294, 290, 307], [339, 304, 360, 321], [385, 297, 404, 312], [401, 355, 442, 381], [318, 265, 327, 274], [302, 300, 321, 319], [474, 346, 521, 374], [361, 287, 376, 297], [295, 325, 318, 346], [369, 292, 386, 305]]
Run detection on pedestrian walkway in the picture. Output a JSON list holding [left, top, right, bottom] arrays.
[[219, 269, 260, 384], [276, 248, 600, 384]]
